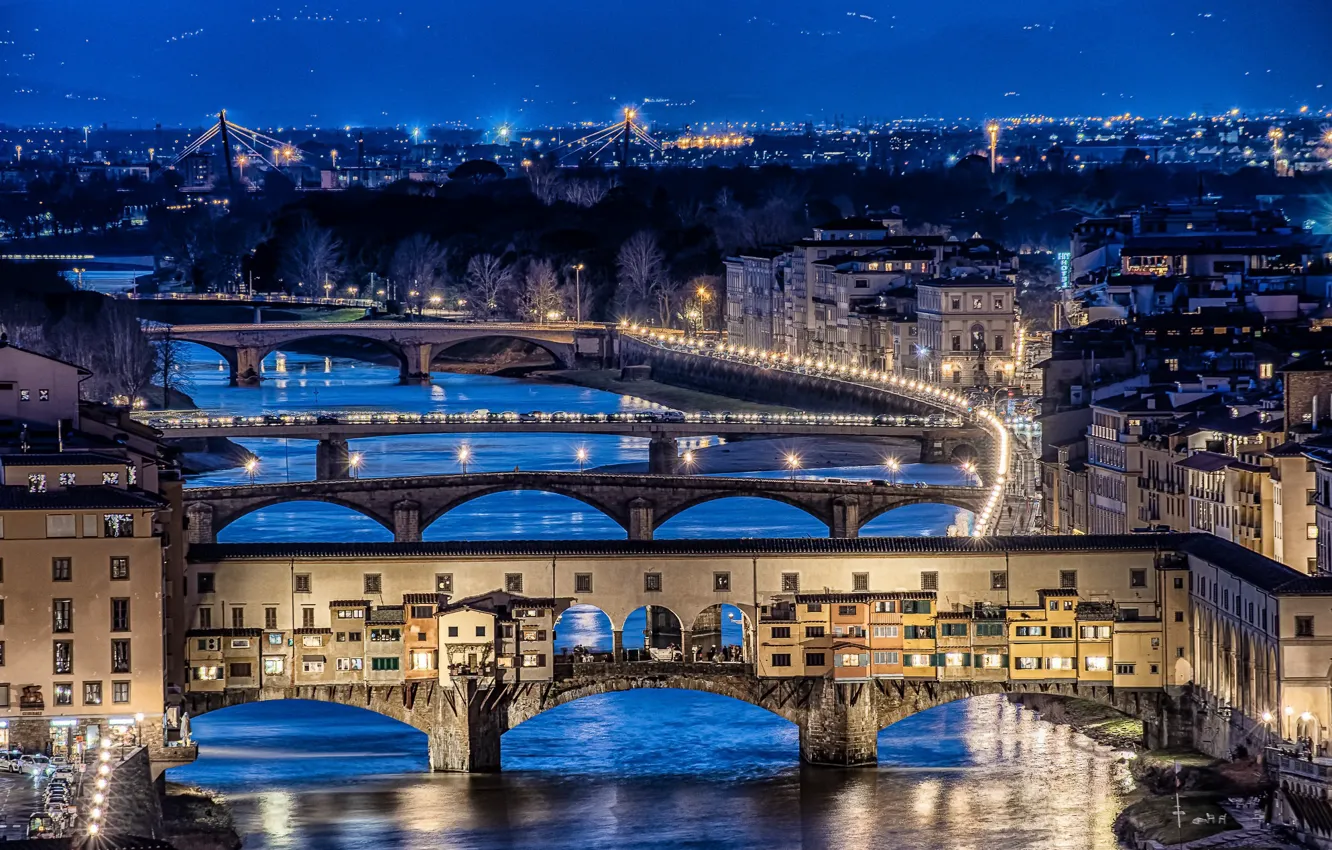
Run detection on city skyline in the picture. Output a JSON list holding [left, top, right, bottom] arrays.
[[4, 0, 1331, 127]]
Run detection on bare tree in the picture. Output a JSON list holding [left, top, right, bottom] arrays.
[[281, 219, 344, 294], [154, 327, 193, 408], [464, 254, 513, 319], [517, 259, 565, 323], [389, 234, 450, 300], [564, 176, 614, 208], [653, 277, 684, 328], [616, 230, 665, 320], [102, 304, 155, 405], [527, 161, 563, 206]]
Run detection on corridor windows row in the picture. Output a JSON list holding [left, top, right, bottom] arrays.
[[49, 681, 130, 706]]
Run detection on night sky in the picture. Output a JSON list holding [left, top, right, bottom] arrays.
[[2, 0, 1330, 128]]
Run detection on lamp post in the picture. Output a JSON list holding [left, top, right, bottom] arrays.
[[349, 452, 363, 479], [575, 447, 589, 472], [785, 452, 801, 481], [244, 458, 259, 483], [884, 456, 901, 484], [571, 264, 584, 323], [681, 449, 696, 474], [457, 444, 472, 474]]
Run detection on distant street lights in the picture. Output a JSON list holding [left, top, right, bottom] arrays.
[[785, 452, 801, 480], [457, 444, 473, 474], [575, 447, 589, 472]]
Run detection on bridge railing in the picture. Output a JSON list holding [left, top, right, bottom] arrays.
[[623, 329, 1012, 534], [119, 292, 384, 308]]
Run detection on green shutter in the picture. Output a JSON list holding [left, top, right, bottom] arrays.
[[962, 652, 972, 667]]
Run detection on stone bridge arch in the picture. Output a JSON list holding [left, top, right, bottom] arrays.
[[185, 496, 397, 544], [428, 332, 575, 372]]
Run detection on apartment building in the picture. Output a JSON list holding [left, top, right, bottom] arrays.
[[915, 277, 1019, 388]]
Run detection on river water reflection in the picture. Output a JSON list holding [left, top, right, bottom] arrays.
[[169, 346, 1129, 848]]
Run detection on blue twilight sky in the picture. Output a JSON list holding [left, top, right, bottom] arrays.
[[1, 0, 1330, 128]]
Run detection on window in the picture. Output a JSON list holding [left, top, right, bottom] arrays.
[[805, 626, 826, 638], [475, 625, 486, 638], [838, 605, 857, 616], [951, 334, 962, 351], [874, 651, 900, 665], [980, 653, 1005, 669], [975, 623, 1004, 637], [644, 573, 662, 592], [447, 626, 459, 637], [1150, 664, 1159, 675], [228, 663, 253, 678], [575, 573, 593, 594], [852, 573, 869, 592], [521, 653, 545, 668], [53, 599, 72, 633], [262, 657, 285, 676], [229, 605, 243, 630], [363, 574, 382, 594], [0, 642, 4, 665], [58, 472, 76, 486], [920, 571, 939, 591], [1049, 600, 1059, 611], [1172, 577, 1184, 590], [265, 607, 278, 629], [110, 557, 129, 580], [1309, 524, 1319, 540], [990, 571, 1007, 590], [873, 625, 899, 638], [349, 631, 362, 642], [874, 600, 896, 613], [198, 607, 212, 629], [112, 599, 130, 632], [52, 558, 71, 581], [46, 514, 74, 537], [1129, 569, 1147, 588], [1047, 656, 1074, 671], [411, 652, 434, 671], [54, 683, 73, 706], [337, 658, 364, 671], [906, 653, 935, 667], [951, 296, 962, 310], [293, 574, 311, 594], [781, 573, 800, 593], [972, 295, 984, 309], [28, 473, 46, 493], [769, 653, 792, 668], [1296, 616, 1315, 637], [302, 635, 323, 648], [435, 573, 453, 594], [370, 628, 401, 642], [836, 652, 870, 668], [903, 625, 936, 639], [943, 652, 967, 668], [1050, 627, 1073, 639], [714, 572, 731, 592], [109, 681, 129, 704], [941, 623, 968, 637], [198, 572, 217, 594], [1079, 626, 1111, 640], [336, 609, 365, 619], [1174, 611, 1184, 623], [336, 632, 346, 642], [1015, 657, 1041, 670], [994, 296, 1005, 310], [1059, 570, 1077, 589], [302, 608, 315, 628], [83, 681, 102, 705], [771, 627, 791, 639], [371, 657, 400, 671], [1085, 656, 1110, 672], [994, 335, 1004, 352], [103, 514, 133, 538], [1115, 663, 1136, 675], [102, 471, 120, 486], [902, 600, 931, 614], [505, 573, 524, 594], [805, 653, 826, 667], [230, 639, 250, 649], [302, 661, 325, 674], [411, 605, 434, 619], [53, 640, 73, 674], [1014, 626, 1045, 637]]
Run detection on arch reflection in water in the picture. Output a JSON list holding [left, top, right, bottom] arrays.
[[170, 694, 1132, 850], [217, 501, 394, 543], [653, 497, 828, 539], [554, 604, 614, 654], [423, 491, 626, 541], [858, 503, 974, 537]]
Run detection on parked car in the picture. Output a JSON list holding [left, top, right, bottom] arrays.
[[18, 754, 50, 775], [0, 755, 18, 773]]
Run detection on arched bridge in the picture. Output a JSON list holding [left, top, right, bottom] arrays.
[[148, 321, 616, 384], [182, 664, 1183, 771], [182, 471, 991, 542]]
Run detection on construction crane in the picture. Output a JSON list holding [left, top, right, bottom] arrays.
[[171, 110, 301, 184], [557, 107, 661, 167]]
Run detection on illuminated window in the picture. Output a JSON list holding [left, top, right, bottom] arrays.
[[1085, 656, 1110, 672], [102, 472, 120, 486], [944, 652, 967, 667], [263, 657, 284, 675], [1047, 656, 1074, 670], [980, 653, 1005, 668], [410, 652, 434, 671], [192, 666, 221, 681]]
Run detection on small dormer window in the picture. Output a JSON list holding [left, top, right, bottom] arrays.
[[19, 390, 29, 402], [102, 472, 120, 486], [28, 474, 46, 493], [38, 389, 49, 401], [59, 473, 76, 486]]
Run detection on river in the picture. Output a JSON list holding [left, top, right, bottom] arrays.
[[167, 347, 1134, 849]]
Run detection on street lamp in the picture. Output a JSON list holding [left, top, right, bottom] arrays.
[[681, 449, 697, 474], [960, 460, 980, 484], [884, 456, 901, 484], [349, 452, 363, 479], [575, 447, 589, 472], [571, 264, 584, 323], [456, 444, 472, 474], [244, 458, 259, 482], [785, 452, 801, 480]]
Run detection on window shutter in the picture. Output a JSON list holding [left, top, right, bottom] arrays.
[[1001, 654, 1009, 669]]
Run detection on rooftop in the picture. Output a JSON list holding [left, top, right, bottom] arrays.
[[0, 485, 164, 511], [0, 452, 130, 467]]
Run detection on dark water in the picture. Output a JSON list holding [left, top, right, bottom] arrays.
[[170, 346, 1131, 848]]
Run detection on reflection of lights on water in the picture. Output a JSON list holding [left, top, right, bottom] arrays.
[[258, 790, 297, 839], [324, 356, 332, 373], [275, 353, 287, 373]]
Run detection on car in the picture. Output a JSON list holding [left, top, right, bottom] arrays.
[[0, 756, 18, 773], [661, 411, 685, 423], [18, 755, 50, 775], [824, 478, 849, 484], [870, 479, 890, 487]]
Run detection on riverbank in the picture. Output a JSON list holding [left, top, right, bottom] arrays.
[[162, 783, 243, 850], [591, 434, 918, 475]]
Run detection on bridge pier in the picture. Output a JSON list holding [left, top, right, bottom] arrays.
[[427, 680, 502, 772], [233, 347, 265, 387], [830, 497, 861, 539], [393, 499, 422, 543], [628, 498, 654, 541], [400, 342, 433, 385], [185, 503, 215, 545], [647, 435, 679, 475], [798, 680, 879, 767], [315, 438, 351, 481], [612, 630, 624, 662]]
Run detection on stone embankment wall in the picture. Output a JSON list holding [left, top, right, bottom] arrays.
[[96, 746, 166, 840]]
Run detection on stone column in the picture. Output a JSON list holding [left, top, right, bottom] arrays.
[[399, 342, 433, 385], [830, 497, 861, 539], [427, 680, 502, 772], [612, 629, 624, 663], [678, 627, 693, 662], [315, 437, 351, 481], [798, 679, 878, 767], [647, 435, 679, 475], [627, 498, 655, 541], [185, 503, 215, 545], [233, 348, 265, 387], [393, 499, 422, 543]]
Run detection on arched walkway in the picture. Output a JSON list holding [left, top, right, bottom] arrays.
[[622, 605, 684, 660], [421, 490, 626, 540], [554, 604, 615, 656]]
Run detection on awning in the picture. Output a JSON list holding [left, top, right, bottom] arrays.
[[302, 655, 326, 663]]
